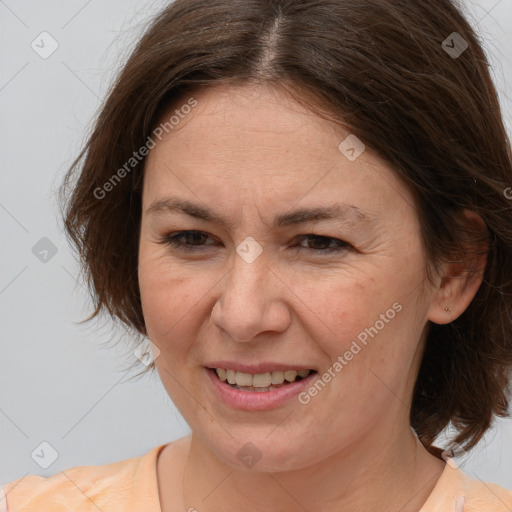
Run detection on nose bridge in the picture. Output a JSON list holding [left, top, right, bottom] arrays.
[[225, 242, 270, 315], [212, 240, 290, 342]]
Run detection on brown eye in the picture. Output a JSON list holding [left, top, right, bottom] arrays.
[[159, 231, 349, 255], [295, 235, 350, 254], [161, 230, 217, 250]]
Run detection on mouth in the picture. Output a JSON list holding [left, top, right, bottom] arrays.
[[207, 367, 317, 392]]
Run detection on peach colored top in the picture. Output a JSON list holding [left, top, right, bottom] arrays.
[[1, 443, 511, 511]]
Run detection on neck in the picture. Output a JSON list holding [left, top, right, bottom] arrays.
[[180, 422, 445, 512]]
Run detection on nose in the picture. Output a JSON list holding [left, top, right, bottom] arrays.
[[211, 249, 291, 342]]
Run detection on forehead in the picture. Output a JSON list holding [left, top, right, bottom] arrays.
[[142, 83, 416, 223], [146, 83, 350, 167]]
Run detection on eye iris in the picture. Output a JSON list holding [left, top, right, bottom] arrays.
[[308, 236, 330, 250], [186, 231, 207, 245], [162, 230, 213, 250], [163, 231, 347, 255]]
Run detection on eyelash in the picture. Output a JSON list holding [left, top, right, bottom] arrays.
[[159, 230, 350, 255]]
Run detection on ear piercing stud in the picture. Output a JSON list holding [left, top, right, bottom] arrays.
[[445, 306, 452, 313]]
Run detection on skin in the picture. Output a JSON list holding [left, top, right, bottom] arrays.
[[137, 83, 487, 512]]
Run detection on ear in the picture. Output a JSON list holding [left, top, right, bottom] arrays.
[[427, 209, 489, 325]]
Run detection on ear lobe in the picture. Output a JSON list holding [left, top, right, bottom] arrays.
[[427, 209, 489, 325]]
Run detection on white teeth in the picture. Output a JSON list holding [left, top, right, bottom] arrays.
[[252, 372, 272, 387], [226, 369, 236, 385], [215, 368, 227, 381], [271, 370, 285, 384], [214, 368, 312, 387], [235, 372, 253, 387], [284, 370, 297, 382]]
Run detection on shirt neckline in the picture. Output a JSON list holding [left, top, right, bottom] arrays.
[[419, 462, 466, 511], [134, 443, 169, 512]]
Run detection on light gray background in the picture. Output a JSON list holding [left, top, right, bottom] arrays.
[[1, 0, 511, 490]]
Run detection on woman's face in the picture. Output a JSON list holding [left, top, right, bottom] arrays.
[[138, 83, 438, 471]]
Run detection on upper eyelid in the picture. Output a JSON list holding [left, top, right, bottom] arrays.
[[162, 230, 349, 246], [166, 230, 342, 239]]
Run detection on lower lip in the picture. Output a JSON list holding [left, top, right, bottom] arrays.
[[205, 367, 317, 411]]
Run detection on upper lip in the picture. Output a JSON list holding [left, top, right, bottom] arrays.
[[205, 361, 317, 374]]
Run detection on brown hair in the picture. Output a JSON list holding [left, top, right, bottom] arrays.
[[59, 0, 512, 452]]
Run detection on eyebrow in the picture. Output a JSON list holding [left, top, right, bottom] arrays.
[[145, 197, 375, 230]]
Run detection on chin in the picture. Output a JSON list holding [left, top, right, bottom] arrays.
[[205, 431, 328, 473]]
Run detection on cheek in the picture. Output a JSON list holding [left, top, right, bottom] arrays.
[[300, 265, 421, 384], [327, 300, 423, 409], [291, 271, 388, 350], [137, 250, 205, 348]]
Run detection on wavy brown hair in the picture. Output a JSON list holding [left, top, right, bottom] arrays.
[[58, 0, 512, 452]]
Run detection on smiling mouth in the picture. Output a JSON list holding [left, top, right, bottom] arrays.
[[209, 367, 317, 392]]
